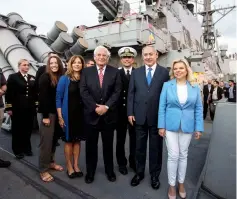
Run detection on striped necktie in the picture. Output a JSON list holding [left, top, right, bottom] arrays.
[[99, 68, 104, 88]]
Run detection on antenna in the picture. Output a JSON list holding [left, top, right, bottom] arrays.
[[195, 0, 236, 50]]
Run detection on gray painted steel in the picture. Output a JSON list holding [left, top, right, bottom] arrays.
[[70, 27, 84, 43], [202, 102, 236, 199], [65, 38, 88, 59], [50, 32, 73, 54], [7, 12, 52, 64], [47, 21, 68, 45], [0, 17, 36, 75], [0, 50, 14, 79]]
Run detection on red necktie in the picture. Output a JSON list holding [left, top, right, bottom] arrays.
[[99, 68, 104, 88]]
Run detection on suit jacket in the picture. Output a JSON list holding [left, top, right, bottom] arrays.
[[209, 86, 223, 102], [158, 79, 204, 133], [80, 65, 122, 126], [203, 84, 214, 101], [35, 65, 46, 94], [118, 67, 135, 119], [127, 64, 169, 126], [226, 86, 236, 101], [5, 72, 38, 112]]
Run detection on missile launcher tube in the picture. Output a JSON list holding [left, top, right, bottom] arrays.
[[70, 27, 84, 43], [50, 32, 74, 54], [65, 38, 88, 59], [7, 12, 52, 63], [47, 21, 68, 45], [0, 18, 36, 75], [0, 50, 14, 79]]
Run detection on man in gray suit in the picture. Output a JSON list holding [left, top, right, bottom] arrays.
[[127, 46, 169, 189]]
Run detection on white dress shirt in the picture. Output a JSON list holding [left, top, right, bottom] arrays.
[[177, 84, 188, 105], [21, 72, 28, 81], [123, 67, 132, 75], [145, 64, 157, 77], [212, 87, 218, 100], [96, 65, 106, 75]]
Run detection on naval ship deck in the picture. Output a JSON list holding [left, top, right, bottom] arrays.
[[0, 121, 213, 199]]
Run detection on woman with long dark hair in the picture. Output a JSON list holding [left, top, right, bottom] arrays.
[[38, 55, 64, 182], [56, 55, 86, 178]]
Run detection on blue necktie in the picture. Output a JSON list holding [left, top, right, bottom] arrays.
[[147, 68, 152, 86]]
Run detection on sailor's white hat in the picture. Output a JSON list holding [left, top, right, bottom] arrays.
[[118, 47, 137, 58]]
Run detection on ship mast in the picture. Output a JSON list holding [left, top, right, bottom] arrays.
[[195, 0, 236, 50]]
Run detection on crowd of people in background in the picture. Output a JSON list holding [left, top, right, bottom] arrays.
[[203, 79, 236, 121], [0, 45, 235, 199]]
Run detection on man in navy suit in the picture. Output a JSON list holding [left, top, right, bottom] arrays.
[[80, 46, 122, 183], [127, 45, 169, 189]]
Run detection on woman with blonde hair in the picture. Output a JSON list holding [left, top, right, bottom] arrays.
[[56, 55, 86, 178], [158, 59, 203, 199]]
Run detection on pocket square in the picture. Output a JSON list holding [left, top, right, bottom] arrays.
[[30, 77, 35, 81]]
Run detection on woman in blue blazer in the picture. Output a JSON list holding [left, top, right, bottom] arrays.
[[56, 55, 86, 179], [158, 59, 203, 199]]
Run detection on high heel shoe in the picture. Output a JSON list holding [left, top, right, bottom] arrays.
[[168, 194, 176, 199], [179, 191, 186, 199], [67, 171, 76, 179]]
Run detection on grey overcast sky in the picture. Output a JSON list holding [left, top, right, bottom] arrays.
[[0, 0, 236, 53]]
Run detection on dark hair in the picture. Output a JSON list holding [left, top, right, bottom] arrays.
[[86, 59, 95, 64], [65, 55, 85, 81], [46, 56, 64, 86], [229, 80, 234, 84], [214, 80, 219, 85]]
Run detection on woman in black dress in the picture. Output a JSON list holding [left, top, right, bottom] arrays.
[[56, 55, 85, 178]]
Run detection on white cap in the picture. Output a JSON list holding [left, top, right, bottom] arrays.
[[118, 47, 137, 58]]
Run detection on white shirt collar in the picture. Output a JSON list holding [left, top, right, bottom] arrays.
[[145, 64, 157, 71], [96, 65, 106, 71], [123, 67, 132, 74], [20, 72, 28, 77]]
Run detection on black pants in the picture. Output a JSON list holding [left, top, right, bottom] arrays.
[[11, 108, 34, 155], [86, 122, 115, 175], [228, 98, 236, 103], [203, 100, 208, 119], [116, 117, 136, 168], [135, 123, 163, 177], [210, 100, 218, 121]]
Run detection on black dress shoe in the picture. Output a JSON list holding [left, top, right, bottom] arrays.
[[0, 159, 11, 168], [85, 173, 94, 184], [106, 172, 116, 182], [24, 151, 33, 156], [15, 154, 24, 159], [119, 166, 128, 175], [151, 176, 160, 190], [131, 174, 144, 186]]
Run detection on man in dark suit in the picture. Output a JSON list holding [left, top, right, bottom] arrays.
[[227, 80, 236, 102], [127, 45, 169, 189], [80, 46, 122, 183], [116, 47, 137, 175], [203, 79, 214, 119], [207, 80, 223, 120], [5, 59, 38, 159]]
